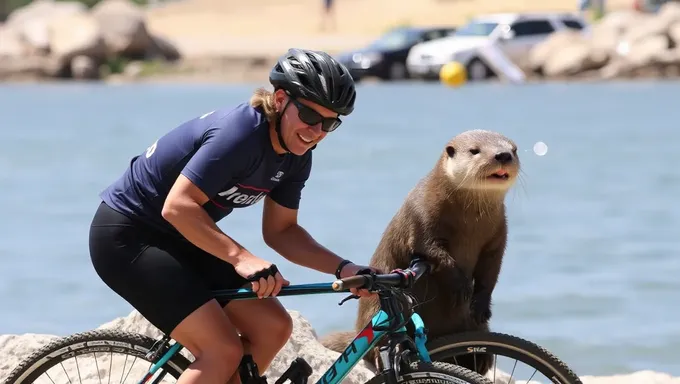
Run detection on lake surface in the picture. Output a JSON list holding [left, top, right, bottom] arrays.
[[0, 79, 678, 377]]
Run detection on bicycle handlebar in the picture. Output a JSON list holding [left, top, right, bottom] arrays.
[[331, 258, 431, 292]]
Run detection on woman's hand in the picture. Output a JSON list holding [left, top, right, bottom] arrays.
[[234, 253, 290, 298], [340, 263, 381, 298]]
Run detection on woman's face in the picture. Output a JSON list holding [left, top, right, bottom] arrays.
[[274, 89, 341, 156]]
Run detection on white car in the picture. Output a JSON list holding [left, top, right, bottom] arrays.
[[405, 12, 589, 81]]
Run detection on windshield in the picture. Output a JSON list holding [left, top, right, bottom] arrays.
[[368, 29, 420, 49], [453, 21, 498, 37]]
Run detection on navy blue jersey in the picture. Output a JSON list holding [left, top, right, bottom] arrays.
[[100, 102, 312, 235]]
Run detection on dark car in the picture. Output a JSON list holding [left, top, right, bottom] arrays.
[[336, 26, 456, 81]]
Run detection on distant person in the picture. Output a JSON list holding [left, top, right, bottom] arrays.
[[88, 48, 378, 384], [320, 0, 336, 31]]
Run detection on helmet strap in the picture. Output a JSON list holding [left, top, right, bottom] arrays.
[[275, 100, 292, 154]]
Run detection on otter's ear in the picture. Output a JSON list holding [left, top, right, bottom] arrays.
[[446, 146, 455, 157]]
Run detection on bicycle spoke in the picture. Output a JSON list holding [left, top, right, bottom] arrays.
[[91, 352, 102, 384]]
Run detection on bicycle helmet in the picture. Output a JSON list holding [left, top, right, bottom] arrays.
[[269, 48, 357, 116]]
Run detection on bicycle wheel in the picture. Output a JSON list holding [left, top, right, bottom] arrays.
[[365, 361, 493, 384], [3, 329, 192, 384], [427, 331, 582, 384]]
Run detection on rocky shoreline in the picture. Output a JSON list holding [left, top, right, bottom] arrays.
[[4, 0, 680, 84], [0, 309, 679, 384], [0, 0, 180, 82]]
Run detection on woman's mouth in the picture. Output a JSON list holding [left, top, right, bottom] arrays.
[[297, 133, 314, 144]]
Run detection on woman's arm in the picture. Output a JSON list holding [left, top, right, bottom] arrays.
[[262, 196, 357, 277], [162, 174, 250, 265]]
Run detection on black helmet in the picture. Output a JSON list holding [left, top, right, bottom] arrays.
[[269, 48, 357, 116]]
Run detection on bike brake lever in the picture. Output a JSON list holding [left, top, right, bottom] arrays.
[[338, 294, 360, 306]]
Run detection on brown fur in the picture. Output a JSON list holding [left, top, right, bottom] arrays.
[[320, 130, 520, 376]]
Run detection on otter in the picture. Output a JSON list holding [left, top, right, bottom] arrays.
[[320, 129, 520, 376]]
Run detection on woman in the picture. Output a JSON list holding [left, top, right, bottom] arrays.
[[89, 48, 376, 384]]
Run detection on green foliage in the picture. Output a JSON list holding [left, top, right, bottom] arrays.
[[104, 55, 130, 75]]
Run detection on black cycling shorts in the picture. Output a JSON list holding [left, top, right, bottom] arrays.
[[88, 201, 248, 336]]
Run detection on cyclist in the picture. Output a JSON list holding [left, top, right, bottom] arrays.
[[88, 48, 378, 384]]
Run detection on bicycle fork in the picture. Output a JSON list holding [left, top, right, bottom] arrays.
[[373, 311, 432, 384]]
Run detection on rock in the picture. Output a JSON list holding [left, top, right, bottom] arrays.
[[0, 55, 63, 80], [543, 40, 594, 77], [587, 22, 623, 64], [529, 6, 680, 80], [5, 0, 86, 26], [0, 25, 26, 58], [5, 0, 87, 54], [48, 12, 106, 63], [147, 33, 182, 61], [70, 55, 100, 79], [0, 0, 180, 81], [90, 0, 154, 58], [668, 23, 680, 46], [581, 370, 680, 384], [528, 29, 585, 73], [593, 10, 646, 36], [623, 35, 671, 67], [0, 333, 58, 379]]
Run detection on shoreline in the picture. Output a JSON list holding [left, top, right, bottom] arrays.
[[0, 310, 679, 383], [3, 0, 680, 85], [4, 58, 680, 86]]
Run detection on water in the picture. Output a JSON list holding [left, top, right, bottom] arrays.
[[0, 80, 678, 377]]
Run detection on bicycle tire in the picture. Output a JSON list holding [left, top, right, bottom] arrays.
[[3, 329, 192, 384], [427, 331, 582, 384], [365, 361, 493, 384]]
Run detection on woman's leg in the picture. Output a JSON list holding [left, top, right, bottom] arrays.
[[224, 298, 294, 372], [89, 202, 245, 384], [169, 300, 244, 384], [171, 236, 294, 382]]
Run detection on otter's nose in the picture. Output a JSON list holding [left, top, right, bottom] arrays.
[[495, 152, 513, 164]]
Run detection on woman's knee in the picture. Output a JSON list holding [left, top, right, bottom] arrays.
[[226, 300, 294, 348], [273, 310, 294, 346], [171, 301, 245, 376], [195, 336, 244, 366], [256, 307, 293, 349]]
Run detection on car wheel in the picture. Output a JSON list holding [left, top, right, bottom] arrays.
[[466, 58, 491, 81], [388, 62, 408, 80]]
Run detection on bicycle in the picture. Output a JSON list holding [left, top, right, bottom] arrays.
[[3, 257, 493, 384]]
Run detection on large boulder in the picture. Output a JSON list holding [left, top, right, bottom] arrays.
[[90, 0, 153, 58], [529, 3, 680, 80], [0, 0, 180, 80], [0, 24, 26, 58], [4, 0, 87, 55]]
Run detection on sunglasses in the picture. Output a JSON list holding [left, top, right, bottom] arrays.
[[289, 98, 342, 132]]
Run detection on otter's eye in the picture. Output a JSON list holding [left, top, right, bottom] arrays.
[[446, 146, 455, 157], [470, 148, 480, 155]]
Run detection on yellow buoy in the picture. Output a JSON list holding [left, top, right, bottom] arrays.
[[439, 61, 467, 87]]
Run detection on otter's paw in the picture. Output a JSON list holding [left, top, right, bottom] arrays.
[[470, 294, 492, 324]]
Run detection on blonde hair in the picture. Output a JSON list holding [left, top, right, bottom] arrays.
[[249, 87, 279, 124]]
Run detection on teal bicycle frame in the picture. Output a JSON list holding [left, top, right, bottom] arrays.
[[138, 265, 433, 384]]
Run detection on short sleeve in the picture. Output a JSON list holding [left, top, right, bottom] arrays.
[[268, 153, 312, 210], [181, 108, 259, 198]]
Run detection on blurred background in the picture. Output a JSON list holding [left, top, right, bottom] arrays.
[[1, 0, 679, 382]]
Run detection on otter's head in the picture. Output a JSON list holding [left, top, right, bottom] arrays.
[[443, 129, 520, 192]]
